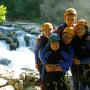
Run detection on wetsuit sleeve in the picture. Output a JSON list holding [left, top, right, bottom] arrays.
[[40, 43, 50, 65], [52, 24, 66, 36], [59, 47, 74, 72], [35, 43, 41, 64]]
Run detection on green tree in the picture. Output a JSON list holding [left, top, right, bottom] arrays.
[[0, 5, 7, 24], [0, 0, 43, 20], [40, 0, 90, 25]]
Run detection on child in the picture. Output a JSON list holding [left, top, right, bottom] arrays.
[[53, 8, 77, 36], [62, 26, 75, 45], [35, 22, 54, 90], [40, 31, 74, 90]]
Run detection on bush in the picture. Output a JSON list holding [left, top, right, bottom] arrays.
[[0, 5, 7, 24]]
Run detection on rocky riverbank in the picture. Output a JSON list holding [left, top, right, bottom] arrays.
[[0, 65, 40, 90]]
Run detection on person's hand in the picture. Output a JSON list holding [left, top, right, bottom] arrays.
[[35, 64, 40, 71], [53, 65, 63, 71], [45, 64, 62, 72], [74, 58, 81, 65], [45, 64, 52, 72]]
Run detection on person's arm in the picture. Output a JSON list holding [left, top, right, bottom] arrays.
[[43, 47, 74, 72], [35, 41, 42, 71], [52, 24, 65, 35], [59, 47, 74, 72], [35, 43, 41, 64], [40, 43, 50, 65]]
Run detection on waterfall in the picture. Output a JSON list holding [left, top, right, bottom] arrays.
[[16, 32, 37, 51], [28, 34, 37, 51], [0, 26, 38, 72], [17, 35, 26, 47], [0, 23, 39, 71], [0, 47, 36, 72], [0, 40, 9, 49]]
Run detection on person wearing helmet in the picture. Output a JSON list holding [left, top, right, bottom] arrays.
[[40, 32, 74, 90], [62, 27, 75, 45], [35, 22, 54, 90], [53, 8, 77, 36], [71, 19, 90, 90]]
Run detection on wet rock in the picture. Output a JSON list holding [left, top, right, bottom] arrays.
[[20, 68, 39, 88], [11, 22, 41, 35], [0, 32, 4, 37], [0, 59, 11, 66]]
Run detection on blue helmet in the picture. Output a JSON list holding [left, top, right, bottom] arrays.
[[49, 33, 60, 42]]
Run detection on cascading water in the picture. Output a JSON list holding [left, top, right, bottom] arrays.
[[0, 40, 9, 49], [0, 41, 37, 72], [17, 35, 26, 47], [0, 24, 39, 73]]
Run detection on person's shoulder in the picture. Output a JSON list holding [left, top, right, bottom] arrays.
[[36, 34, 42, 43], [86, 32, 90, 40], [53, 23, 67, 35], [36, 34, 46, 43], [57, 23, 66, 29]]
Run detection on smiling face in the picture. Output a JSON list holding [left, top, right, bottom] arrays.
[[43, 28, 52, 38], [62, 33, 73, 44], [75, 25, 86, 37], [41, 22, 53, 38], [65, 15, 76, 27], [50, 42, 60, 51]]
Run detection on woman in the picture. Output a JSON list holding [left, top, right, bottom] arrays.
[[72, 19, 90, 90]]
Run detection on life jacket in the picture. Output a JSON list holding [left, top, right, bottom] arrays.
[[45, 47, 64, 64], [60, 40, 73, 55], [75, 32, 90, 64]]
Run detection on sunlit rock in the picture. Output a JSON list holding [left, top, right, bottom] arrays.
[[0, 85, 15, 90], [0, 78, 8, 87]]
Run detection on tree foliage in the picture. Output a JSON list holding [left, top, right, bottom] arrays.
[[40, 0, 90, 24], [0, 5, 7, 23], [1, 0, 43, 20], [40, 0, 72, 24], [0, 0, 90, 25]]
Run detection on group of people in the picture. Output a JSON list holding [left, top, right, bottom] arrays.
[[35, 8, 90, 90]]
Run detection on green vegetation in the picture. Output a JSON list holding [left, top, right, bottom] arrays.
[[0, 0, 90, 25], [0, 5, 7, 23], [0, 0, 43, 21]]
